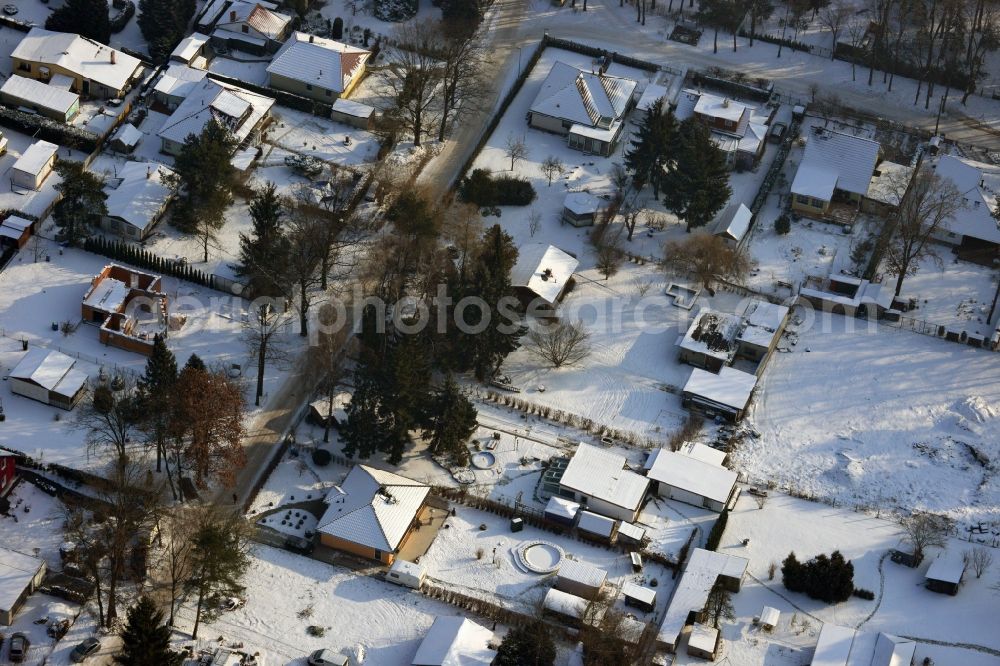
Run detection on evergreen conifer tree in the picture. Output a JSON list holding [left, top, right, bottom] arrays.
[[661, 119, 733, 231], [114, 596, 181, 666]]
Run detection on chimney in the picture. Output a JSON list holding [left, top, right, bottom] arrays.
[[722, 98, 729, 108], [309, 34, 315, 43], [110, 51, 116, 65], [230, 9, 237, 21]]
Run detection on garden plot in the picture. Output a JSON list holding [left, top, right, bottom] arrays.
[[697, 491, 1000, 666], [891, 254, 999, 338], [170, 544, 466, 666], [0, 241, 300, 470], [736, 314, 1000, 531], [419, 504, 674, 617]]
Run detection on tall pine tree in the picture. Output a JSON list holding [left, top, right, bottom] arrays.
[[661, 119, 732, 231], [421, 374, 477, 465], [624, 99, 677, 197], [138, 0, 198, 63], [494, 620, 557, 666], [137, 335, 177, 477], [46, 0, 111, 44], [340, 355, 392, 460], [53, 161, 108, 246], [114, 596, 181, 666], [234, 182, 289, 298]]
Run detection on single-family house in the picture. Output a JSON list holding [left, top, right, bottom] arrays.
[[157, 78, 274, 156], [808, 625, 916, 666], [677, 310, 743, 372], [528, 61, 637, 157], [925, 548, 965, 595], [928, 154, 1000, 261], [711, 202, 753, 248], [646, 446, 739, 512], [0, 215, 35, 249], [101, 162, 176, 241], [411, 616, 496, 666], [0, 455, 15, 498], [267, 32, 370, 102], [9, 349, 88, 410], [558, 443, 649, 522], [675, 89, 771, 170], [11, 28, 143, 99], [735, 299, 790, 373], [170, 32, 211, 66], [681, 366, 758, 422], [331, 98, 375, 130], [562, 191, 602, 227], [790, 126, 881, 217], [555, 559, 607, 600], [316, 465, 430, 565], [0, 547, 47, 625], [510, 243, 579, 311], [152, 64, 209, 111], [11, 140, 58, 191], [656, 548, 748, 652], [82, 265, 170, 355], [212, 1, 292, 54], [0, 75, 80, 122], [687, 623, 719, 660]]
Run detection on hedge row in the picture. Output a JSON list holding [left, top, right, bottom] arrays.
[[83, 236, 218, 289], [110, 0, 136, 33], [459, 169, 537, 207], [545, 36, 660, 73], [690, 72, 773, 102], [739, 30, 813, 54], [705, 509, 729, 551], [0, 107, 99, 153]]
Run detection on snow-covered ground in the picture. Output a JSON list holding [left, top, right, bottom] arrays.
[[0, 128, 87, 219], [736, 313, 1000, 530], [264, 106, 381, 167], [703, 491, 1000, 666]]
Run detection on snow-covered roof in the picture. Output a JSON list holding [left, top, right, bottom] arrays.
[[678, 310, 742, 361], [11, 28, 142, 93], [636, 83, 668, 112], [688, 623, 718, 653], [568, 122, 619, 142], [316, 465, 429, 553], [759, 606, 780, 628], [111, 123, 143, 148], [12, 140, 58, 177], [510, 243, 579, 307], [712, 202, 752, 242], [103, 162, 176, 232], [544, 495, 580, 520], [617, 521, 645, 542], [83, 276, 129, 313], [791, 126, 881, 200], [309, 391, 351, 423], [577, 510, 616, 537], [799, 277, 893, 311], [0, 546, 45, 613], [331, 97, 375, 119], [657, 548, 748, 648], [558, 559, 607, 589], [621, 581, 656, 605], [870, 634, 916, 666], [646, 448, 738, 505], [158, 78, 274, 148], [153, 64, 208, 99], [170, 32, 210, 63], [694, 92, 748, 125], [530, 61, 637, 129], [930, 154, 1000, 245], [737, 300, 789, 349], [560, 443, 649, 512], [680, 442, 727, 466], [682, 367, 757, 412], [389, 558, 424, 578], [1, 216, 33, 233], [49, 73, 75, 90], [925, 548, 965, 585], [543, 587, 588, 619], [0, 75, 79, 116], [412, 616, 495, 666], [9, 349, 87, 397], [268, 32, 370, 94], [811, 624, 856, 666], [230, 147, 258, 172], [563, 191, 601, 216], [738, 122, 768, 154], [199, 0, 231, 27], [865, 161, 913, 207], [216, 1, 291, 40]]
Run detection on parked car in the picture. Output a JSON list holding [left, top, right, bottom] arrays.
[[2, 4, 18, 15], [9, 633, 29, 663], [308, 649, 348, 666], [70, 637, 101, 662], [769, 122, 788, 144]]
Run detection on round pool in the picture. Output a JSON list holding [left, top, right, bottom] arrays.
[[515, 540, 565, 574], [470, 452, 496, 469]]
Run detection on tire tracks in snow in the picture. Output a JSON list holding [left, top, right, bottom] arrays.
[[855, 551, 888, 630]]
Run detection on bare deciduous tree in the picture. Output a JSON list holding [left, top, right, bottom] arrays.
[[540, 155, 565, 186], [437, 26, 488, 142], [819, 0, 853, 58], [662, 233, 752, 295], [703, 580, 736, 628], [505, 133, 529, 171], [379, 19, 443, 146], [527, 320, 592, 368], [885, 165, 965, 297], [596, 242, 623, 280], [964, 546, 993, 578], [76, 374, 140, 463], [528, 209, 542, 237], [901, 511, 954, 564], [242, 298, 291, 406], [155, 507, 197, 627]]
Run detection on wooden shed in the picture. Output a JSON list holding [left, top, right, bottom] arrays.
[[555, 559, 607, 600], [11, 140, 58, 191]]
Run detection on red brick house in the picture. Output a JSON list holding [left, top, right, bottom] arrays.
[[0, 455, 15, 498]]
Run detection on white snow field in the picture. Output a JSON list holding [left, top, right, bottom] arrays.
[[737, 313, 1000, 530]]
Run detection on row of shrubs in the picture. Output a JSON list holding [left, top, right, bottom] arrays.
[[705, 509, 729, 551], [82, 236, 220, 289], [459, 169, 537, 207], [738, 30, 813, 54], [0, 107, 99, 153]]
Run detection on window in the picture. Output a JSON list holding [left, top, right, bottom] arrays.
[[561, 120, 572, 130], [305, 84, 313, 91], [811, 197, 825, 208], [17, 62, 30, 73], [325, 89, 332, 97], [242, 25, 249, 33]]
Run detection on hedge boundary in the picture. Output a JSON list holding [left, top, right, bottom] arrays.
[[82, 236, 231, 292]]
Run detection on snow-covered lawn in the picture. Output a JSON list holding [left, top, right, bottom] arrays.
[[892, 254, 1000, 338], [0, 129, 87, 219], [171, 544, 467, 666], [208, 56, 271, 86], [736, 313, 1000, 530], [0, 482, 69, 571], [703, 491, 1000, 666], [264, 107, 380, 167]]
